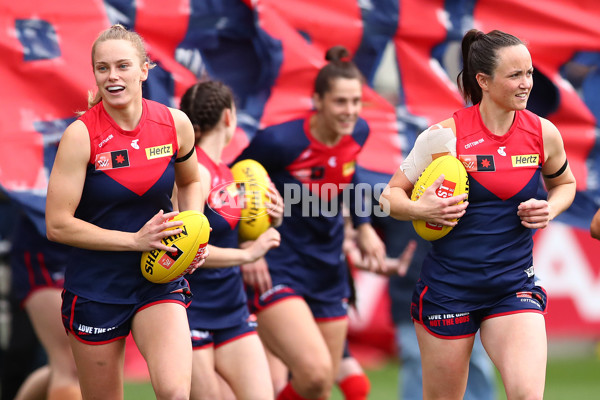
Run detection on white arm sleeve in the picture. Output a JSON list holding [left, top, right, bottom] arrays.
[[400, 126, 457, 184]]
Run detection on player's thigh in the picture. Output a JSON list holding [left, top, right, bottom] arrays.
[[217, 372, 236, 400], [415, 323, 474, 400], [68, 335, 126, 400], [317, 317, 348, 377], [257, 297, 331, 375], [264, 344, 289, 394], [25, 288, 74, 366], [480, 312, 546, 398], [132, 302, 192, 391], [190, 347, 221, 400], [216, 334, 273, 400]]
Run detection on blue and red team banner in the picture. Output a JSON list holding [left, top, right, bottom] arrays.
[[2, 0, 600, 364]]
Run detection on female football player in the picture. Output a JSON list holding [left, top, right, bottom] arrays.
[[380, 29, 575, 399]]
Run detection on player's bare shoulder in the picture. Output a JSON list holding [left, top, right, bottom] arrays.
[[168, 107, 193, 129], [539, 116, 565, 162], [430, 118, 456, 133], [58, 120, 91, 162], [169, 107, 195, 151]]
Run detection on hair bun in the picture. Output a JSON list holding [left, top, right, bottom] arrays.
[[325, 45, 351, 62]]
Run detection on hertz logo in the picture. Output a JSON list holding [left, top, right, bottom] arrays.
[[511, 154, 539, 167], [342, 160, 356, 177], [146, 144, 173, 160]]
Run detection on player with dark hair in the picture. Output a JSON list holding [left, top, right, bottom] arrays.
[[381, 29, 575, 399], [236, 45, 386, 400], [180, 79, 282, 400], [45, 24, 206, 400]]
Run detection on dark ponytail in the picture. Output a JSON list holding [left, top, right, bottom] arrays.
[[457, 29, 524, 105]]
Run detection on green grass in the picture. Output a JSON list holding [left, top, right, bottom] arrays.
[[124, 354, 600, 399]]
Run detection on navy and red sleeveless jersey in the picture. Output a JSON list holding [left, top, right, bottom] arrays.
[[236, 113, 370, 302], [186, 147, 249, 329], [64, 99, 182, 303], [421, 104, 545, 304]]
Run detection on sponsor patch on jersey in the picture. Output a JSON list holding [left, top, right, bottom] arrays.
[[459, 155, 495, 172], [342, 160, 356, 177], [95, 149, 130, 170], [310, 166, 325, 179], [511, 154, 539, 167], [145, 144, 173, 160]]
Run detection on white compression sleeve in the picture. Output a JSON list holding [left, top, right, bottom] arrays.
[[400, 126, 457, 184]]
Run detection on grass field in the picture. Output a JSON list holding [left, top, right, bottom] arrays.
[[124, 352, 600, 399]]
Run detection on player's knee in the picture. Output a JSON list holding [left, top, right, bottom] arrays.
[[505, 382, 544, 400], [511, 392, 543, 400], [153, 384, 190, 400], [292, 357, 333, 397]]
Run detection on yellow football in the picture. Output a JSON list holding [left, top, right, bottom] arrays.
[[141, 210, 210, 283], [230, 159, 272, 241], [411, 155, 469, 241]]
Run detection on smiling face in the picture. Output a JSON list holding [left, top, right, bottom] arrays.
[[93, 39, 148, 109], [313, 77, 362, 141], [480, 44, 533, 111]]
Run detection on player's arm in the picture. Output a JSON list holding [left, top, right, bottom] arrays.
[[591, 208, 600, 240], [379, 121, 467, 225], [266, 183, 284, 228], [517, 118, 576, 229], [343, 168, 386, 271], [46, 121, 181, 252], [202, 228, 280, 268], [172, 108, 204, 213], [240, 254, 273, 294]]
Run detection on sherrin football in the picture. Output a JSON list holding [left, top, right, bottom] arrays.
[[141, 210, 210, 283], [230, 159, 272, 242], [411, 155, 469, 241]]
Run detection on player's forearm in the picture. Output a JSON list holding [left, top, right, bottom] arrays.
[[176, 181, 204, 213], [380, 186, 416, 221], [46, 215, 137, 251], [546, 181, 576, 221], [201, 245, 254, 268]]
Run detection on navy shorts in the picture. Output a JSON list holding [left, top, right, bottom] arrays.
[[9, 215, 71, 305], [190, 315, 257, 349], [61, 282, 192, 344], [11, 245, 69, 305], [246, 284, 348, 321], [411, 279, 547, 339]]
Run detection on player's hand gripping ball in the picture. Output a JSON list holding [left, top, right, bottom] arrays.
[[411, 155, 469, 241], [141, 210, 210, 283], [230, 159, 273, 242]]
